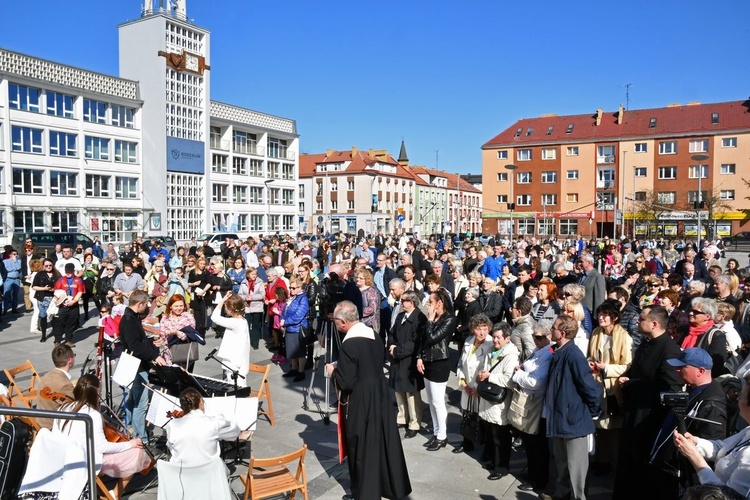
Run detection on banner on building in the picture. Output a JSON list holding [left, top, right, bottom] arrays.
[[167, 137, 205, 173]]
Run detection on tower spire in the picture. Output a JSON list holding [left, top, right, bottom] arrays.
[[397, 139, 408, 167]]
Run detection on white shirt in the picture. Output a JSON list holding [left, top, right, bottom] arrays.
[[55, 257, 82, 275], [166, 409, 240, 467]]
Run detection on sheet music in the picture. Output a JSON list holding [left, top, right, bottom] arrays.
[[204, 396, 258, 431], [112, 351, 140, 388], [146, 391, 181, 427]]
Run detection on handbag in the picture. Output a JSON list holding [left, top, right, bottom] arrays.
[[298, 324, 314, 346], [508, 386, 544, 434], [212, 292, 223, 305], [170, 341, 199, 365], [460, 395, 485, 445], [476, 357, 509, 404]]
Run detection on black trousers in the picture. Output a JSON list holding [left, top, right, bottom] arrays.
[[521, 418, 550, 487], [52, 305, 79, 343], [484, 422, 512, 472]]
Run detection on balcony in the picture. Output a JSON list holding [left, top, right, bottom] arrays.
[[233, 141, 259, 155], [268, 147, 296, 161], [596, 203, 615, 211], [210, 135, 229, 151], [597, 180, 615, 189], [597, 155, 615, 164]]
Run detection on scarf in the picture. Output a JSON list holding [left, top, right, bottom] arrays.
[[342, 321, 376, 342], [681, 319, 715, 349]]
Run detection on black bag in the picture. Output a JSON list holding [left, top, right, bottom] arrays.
[[298, 324, 314, 346], [460, 396, 485, 445], [476, 357, 509, 404], [0, 419, 32, 500]]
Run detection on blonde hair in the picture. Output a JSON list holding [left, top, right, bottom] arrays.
[[565, 300, 585, 323]]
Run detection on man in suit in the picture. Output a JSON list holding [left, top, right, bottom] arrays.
[[36, 344, 76, 429], [373, 253, 398, 341], [271, 240, 292, 267], [430, 259, 455, 298], [579, 254, 606, 316]]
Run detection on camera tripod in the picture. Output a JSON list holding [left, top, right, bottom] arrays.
[[302, 318, 342, 425]]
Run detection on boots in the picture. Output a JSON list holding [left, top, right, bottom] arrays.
[[40, 317, 48, 343]]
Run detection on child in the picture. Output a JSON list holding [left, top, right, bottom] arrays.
[[270, 287, 288, 364]]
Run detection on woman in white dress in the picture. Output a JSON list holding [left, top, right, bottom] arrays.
[[211, 292, 251, 386]]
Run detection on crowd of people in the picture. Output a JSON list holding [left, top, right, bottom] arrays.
[[3, 231, 750, 499]]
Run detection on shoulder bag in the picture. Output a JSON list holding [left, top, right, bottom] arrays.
[[508, 386, 544, 434], [476, 356, 509, 404], [459, 395, 485, 444]]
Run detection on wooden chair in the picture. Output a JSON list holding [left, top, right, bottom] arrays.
[[96, 477, 114, 500], [238, 444, 308, 500], [248, 364, 274, 426], [4, 360, 42, 408]]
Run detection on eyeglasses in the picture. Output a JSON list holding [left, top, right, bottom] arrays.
[[636, 260, 644, 264], [44, 264, 53, 268], [533, 336, 546, 340], [648, 284, 660, 288], [689, 309, 706, 316], [107, 268, 115, 271], [562, 292, 572, 297], [289, 286, 300, 290]]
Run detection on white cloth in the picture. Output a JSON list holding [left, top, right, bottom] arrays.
[[718, 320, 743, 353], [695, 426, 750, 497], [512, 346, 553, 396], [456, 336, 493, 409], [478, 344, 520, 425], [166, 409, 241, 467], [212, 309, 250, 386], [156, 457, 232, 500], [342, 321, 376, 342], [55, 257, 82, 276]]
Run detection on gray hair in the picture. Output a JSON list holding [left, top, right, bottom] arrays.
[[581, 254, 595, 265], [334, 301, 360, 322], [562, 283, 586, 300], [491, 321, 512, 339], [266, 267, 279, 278], [691, 297, 718, 320], [401, 290, 420, 304], [389, 278, 405, 291], [533, 324, 551, 337], [714, 274, 732, 288], [450, 265, 464, 275], [688, 280, 706, 295], [553, 263, 566, 272], [400, 253, 412, 264], [465, 288, 479, 300]]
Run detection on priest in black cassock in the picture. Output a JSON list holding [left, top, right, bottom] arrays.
[[326, 301, 411, 500]]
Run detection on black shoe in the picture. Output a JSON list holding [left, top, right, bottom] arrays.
[[39, 335, 47, 343], [423, 436, 437, 448], [590, 462, 612, 476], [342, 495, 355, 500], [282, 370, 298, 378], [293, 372, 306, 382], [426, 438, 447, 451], [452, 446, 464, 454], [487, 471, 506, 481], [518, 482, 540, 492], [404, 429, 417, 439], [482, 462, 494, 470]]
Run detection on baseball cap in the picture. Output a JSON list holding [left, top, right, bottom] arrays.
[[667, 348, 712, 370]]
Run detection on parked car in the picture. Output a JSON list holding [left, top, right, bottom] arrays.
[[197, 233, 240, 252], [145, 235, 177, 257], [12, 232, 94, 257], [723, 232, 750, 252]]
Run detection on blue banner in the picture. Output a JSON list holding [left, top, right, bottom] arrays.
[[167, 137, 205, 173]]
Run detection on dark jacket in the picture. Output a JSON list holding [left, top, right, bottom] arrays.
[[457, 300, 482, 344], [418, 313, 456, 363], [544, 340, 601, 438], [697, 326, 730, 378], [302, 279, 320, 321], [388, 309, 427, 393], [480, 290, 504, 323], [119, 307, 160, 372]]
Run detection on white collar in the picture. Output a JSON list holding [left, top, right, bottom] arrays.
[[55, 367, 72, 380], [342, 321, 376, 342]]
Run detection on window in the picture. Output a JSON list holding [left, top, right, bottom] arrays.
[[658, 166, 677, 180], [634, 191, 647, 202], [722, 137, 737, 148], [249, 159, 263, 177], [12, 168, 44, 194], [497, 151, 508, 160], [518, 218, 535, 235], [597, 145, 615, 163], [559, 219, 578, 235], [316, 201, 323, 211], [11, 126, 43, 153], [649, 118, 657, 128], [348, 200, 354, 210], [566, 193, 578, 203], [83, 99, 107, 123], [542, 148, 557, 160], [232, 157, 247, 175], [115, 177, 138, 199], [282, 163, 295, 180], [212, 183, 228, 202], [721, 164, 736, 175], [49, 131, 77, 157], [566, 124, 574, 134], [347, 181, 355, 190], [14, 210, 45, 233], [517, 172, 532, 183], [85, 136, 110, 160], [566, 146, 579, 156], [269, 188, 280, 205], [517, 194, 532, 206], [634, 142, 647, 153], [249, 186, 263, 203], [267, 137, 287, 159], [514, 127, 522, 138], [233, 131, 257, 154], [233, 185, 247, 203], [525, 127, 533, 136], [236, 214, 248, 232], [657, 192, 676, 204], [720, 190, 735, 200], [267, 162, 279, 179], [712, 113, 719, 124], [496, 194, 508, 203], [111, 105, 135, 128], [114, 140, 137, 163], [541, 194, 557, 205], [86, 175, 110, 197], [283, 215, 295, 231], [689, 139, 709, 153], [51, 211, 78, 232], [8, 84, 41, 112], [212, 154, 228, 173], [330, 182, 338, 192], [269, 215, 280, 231], [541, 172, 557, 183], [50, 171, 77, 196], [566, 170, 579, 180], [659, 141, 677, 154], [598, 192, 615, 205], [688, 191, 708, 203], [331, 200, 338, 210], [282, 189, 294, 205], [497, 172, 508, 182], [688, 165, 708, 179], [46, 91, 74, 118], [249, 214, 264, 231], [634, 167, 647, 177], [517, 149, 531, 161], [598, 168, 615, 188]]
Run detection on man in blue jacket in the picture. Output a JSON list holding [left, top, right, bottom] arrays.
[[542, 315, 600, 500], [148, 240, 169, 264]]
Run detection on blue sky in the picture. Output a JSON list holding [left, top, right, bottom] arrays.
[[3, 0, 748, 173]]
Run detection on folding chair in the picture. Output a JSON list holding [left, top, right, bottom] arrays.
[[237, 444, 307, 500], [248, 364, 274, 426], [4, 360, 42, 408]]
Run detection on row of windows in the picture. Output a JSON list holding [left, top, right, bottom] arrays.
[[211, 184, 295, 205], [9, 126, 138, 162], [496, 189, 737, 208], [8, 83, 136, 127], [500, 218, 578, 237], [496, 164, 736, 184], [11, 168, 138, 198], [497, 137, 739, 161], [210, 213, 295, 232], [210, 156, 295, 179]]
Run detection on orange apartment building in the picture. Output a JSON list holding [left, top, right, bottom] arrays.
[[481, 100, 750, 239]]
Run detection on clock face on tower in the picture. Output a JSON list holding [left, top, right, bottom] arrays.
[[157, 50, 209, 75], [185, 53, 199, 72]]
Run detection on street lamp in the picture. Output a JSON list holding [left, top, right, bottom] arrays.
[[505, 164, 518, 244], [691, 154, 709, 245], [264, 179, 273, 235]]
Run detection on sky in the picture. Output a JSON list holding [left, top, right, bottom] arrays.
[[3, 0, 749, 174]]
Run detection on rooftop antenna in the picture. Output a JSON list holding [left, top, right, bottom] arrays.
[[624, 83, 632, 110], [435, 150, 439, 169]]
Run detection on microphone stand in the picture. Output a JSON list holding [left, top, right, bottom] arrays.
[[205, 350, 248, 465]]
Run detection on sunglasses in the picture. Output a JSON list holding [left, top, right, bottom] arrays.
[[289, 286, 300, 290], [532, 335, 546, 340], [689, 309, 706, 316], [562, 292, 572, 297]]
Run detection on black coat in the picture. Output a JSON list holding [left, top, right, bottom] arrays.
[[419, 313, 456, 363], [334, 334, 411, 500], [119, 307, 159, 372], [388, 310, 426, 393]]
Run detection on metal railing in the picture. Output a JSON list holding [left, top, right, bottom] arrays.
[[0, 406, 97, 497]]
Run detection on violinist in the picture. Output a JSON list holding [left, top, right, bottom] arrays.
[[166, 387, 251, 467], [36, 344, 75, 430]]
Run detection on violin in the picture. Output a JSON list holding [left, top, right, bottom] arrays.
[[39, 387, 73, 405], [100, 400, 156, 475], [166, 409, 185, 419]]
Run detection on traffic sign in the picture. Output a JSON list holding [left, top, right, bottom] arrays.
[[348, 220, 356, 229], [397, 214, 404, 222]]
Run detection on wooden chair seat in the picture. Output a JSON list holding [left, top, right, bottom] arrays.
[[4, 360, 42, 408], [248, 364, 274, 426], [238, 444, 307, 500]]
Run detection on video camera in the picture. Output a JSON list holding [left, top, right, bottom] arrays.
[[319, 272, 344, 317], [660, 392, 689, 433]]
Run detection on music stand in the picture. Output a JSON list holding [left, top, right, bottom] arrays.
[[204, 351, 248, 465]]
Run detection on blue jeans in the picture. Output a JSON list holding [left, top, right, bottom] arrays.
[[125, 370, 150, 442], [3, 279, 20, 312]]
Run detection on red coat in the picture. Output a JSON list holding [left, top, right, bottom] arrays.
[[265, 278, 288, 317]]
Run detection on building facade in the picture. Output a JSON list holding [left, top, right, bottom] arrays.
[[482, 101, 750, 239]]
